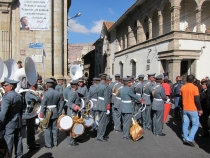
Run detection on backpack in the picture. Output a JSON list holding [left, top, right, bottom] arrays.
[[173, 83, 182, 96]]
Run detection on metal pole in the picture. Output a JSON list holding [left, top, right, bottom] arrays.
[[42, 49, 45, 81]]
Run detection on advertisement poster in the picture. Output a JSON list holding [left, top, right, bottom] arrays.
[[19, 0, 49, 30]]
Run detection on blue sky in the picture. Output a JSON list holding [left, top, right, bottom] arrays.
[[68, 0, 136, 44]]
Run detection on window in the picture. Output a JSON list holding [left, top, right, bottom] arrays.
[[119, 61, 123, 77], [131, 59, 136, 78]]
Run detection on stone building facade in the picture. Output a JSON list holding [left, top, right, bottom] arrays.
[[94, 21, 114, 77], [0, 0, 69, 81], [106, 0, 210, 83]]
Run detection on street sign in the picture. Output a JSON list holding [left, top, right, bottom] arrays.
[[32, 55, 43, 63], [29, 43, 43, 49]]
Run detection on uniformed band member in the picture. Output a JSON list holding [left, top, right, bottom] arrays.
[[37, 76, 44, 91], [55, 78, 64, 95], [76, 78, 88, 98], [39, 78, 61, 148], [96, 74, 110, 142], [119, 77, 141, 140], [63, 83, 71, 114], [110, 74, 121, 131], [88, 77, 100, 132], [55, 78, 64, 115], [25, 83, 40, 150], [66, 79, 81, 146], [133, 74, 144, 123], [106, 77, 112, 86], [142, 73, 156, 130], [113, 78, 123, 132], [0, 78, 23, 158], [151, 75, 167, 136]]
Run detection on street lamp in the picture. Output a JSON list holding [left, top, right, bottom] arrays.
[[68, 12, 81, 20]]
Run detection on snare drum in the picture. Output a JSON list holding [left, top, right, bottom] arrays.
[[83, 114, 94, 127], [71, 123, 85, 138], [57, 114, 73, 131]]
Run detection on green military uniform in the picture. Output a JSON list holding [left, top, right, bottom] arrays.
[[25, 90, 40, 149], [142, 73, 156, 130], [96, 75, 110, 141], [119, 78, 140, 139], [0, 78, 23, 158], [66, 80, 80, 146], [152, 75, 167, 136], [87, 78, 99, 131], [40, 78, 61, 148]]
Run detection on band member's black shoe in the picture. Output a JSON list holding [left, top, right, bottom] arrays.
[[68, 142, 79, 146], [44, 145, 52, 149], [97, 138, 108, 142], [123, 137, 131, 140], [103, 136, 109, 139], [35, 143, 40, 147], [28, 145, 39, 150], [155, 133, 166, 136]]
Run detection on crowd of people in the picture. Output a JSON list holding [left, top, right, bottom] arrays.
[[0, 71, 209, 158]]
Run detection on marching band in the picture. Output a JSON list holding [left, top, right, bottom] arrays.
[[0, 57, 169, 158]]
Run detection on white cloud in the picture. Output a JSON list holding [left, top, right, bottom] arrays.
[[68, 19, 104, 35], [68, 19, 89, 34], [90, 20, 104, 34], [107, 8, 114, 14]]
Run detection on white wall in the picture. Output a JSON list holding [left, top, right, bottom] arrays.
[[114, 41, 170, 78], [179, 39, 210, 80], [110, 28, 116, 78]]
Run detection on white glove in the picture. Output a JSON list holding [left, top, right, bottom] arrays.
[[106, 110, 110, 115]]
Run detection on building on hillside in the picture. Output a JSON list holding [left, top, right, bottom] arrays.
[[0, 0, 69, 81], [105, 0, 210, 83], [93, 21, 114, 77], [68, 43, 95, 76]]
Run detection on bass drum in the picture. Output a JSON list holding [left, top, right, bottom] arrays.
[[83, 114, 94, 128], [70, 123, 85, 138], [57, 114, 73, 131]]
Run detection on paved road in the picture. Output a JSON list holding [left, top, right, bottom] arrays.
[[15, 110, 210, 158]]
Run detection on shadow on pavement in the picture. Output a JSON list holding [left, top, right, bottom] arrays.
[[38, 152, 54, 158], [166, 109, 210, 154]]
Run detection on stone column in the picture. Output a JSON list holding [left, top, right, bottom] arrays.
[[120, 36, 123, 51], [53, 0, 63, 79], [124, 34, 127, 49], [168, 59, 181, 83], [127, 25, 132, 47], [190, 59, 197, 76], [158, 11, 163, 36], [136, 20, 141, 44], [170, 6, 180, 31], [63, 0, 68, 80], [196, 8, 202, 32], [148, 18, 152, 39]]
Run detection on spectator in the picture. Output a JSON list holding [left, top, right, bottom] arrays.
[[180, 74, 203, 147], [199, 80, 210, 137], [17, 61, 22, 69], [172, 76, 183, 119]]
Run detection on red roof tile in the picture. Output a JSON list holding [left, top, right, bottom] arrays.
[[104, 21, 114, 30]]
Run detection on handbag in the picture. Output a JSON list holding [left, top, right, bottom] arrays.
[[130, 117, 144, 141]]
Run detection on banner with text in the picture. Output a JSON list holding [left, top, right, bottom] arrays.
[[19, 0, 49, 30]]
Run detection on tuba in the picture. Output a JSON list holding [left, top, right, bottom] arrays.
[[69, 64, 83, 80], [18, 89, 41, 120], [38, 107, 52, 132]]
